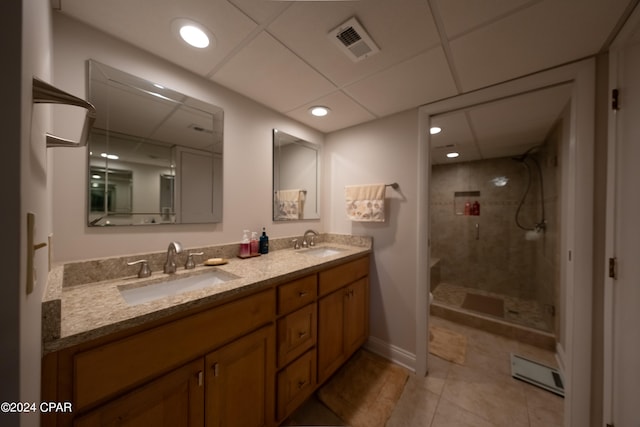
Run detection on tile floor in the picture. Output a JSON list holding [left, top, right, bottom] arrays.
[[284, 315, 564, 427]]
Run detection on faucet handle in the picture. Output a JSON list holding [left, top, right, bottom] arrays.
[[292, 239, 300, 250], [127, 259, 151, 278], [185, 252, 204, 270], [309, 236, 316, 247]]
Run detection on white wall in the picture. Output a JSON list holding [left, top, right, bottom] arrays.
[[324, 110, 420, 365], [0, 1, 53, 426], [51, 13, 323, 262]]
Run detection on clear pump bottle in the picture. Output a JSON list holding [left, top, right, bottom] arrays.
[[240, 229, 251, 258]]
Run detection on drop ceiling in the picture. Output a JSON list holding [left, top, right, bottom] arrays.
[[57, 0, 636, 151]]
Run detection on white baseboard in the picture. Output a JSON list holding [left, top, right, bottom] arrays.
[[364, 336, 416, 373]]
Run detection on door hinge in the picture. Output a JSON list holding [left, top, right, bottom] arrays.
[[612, 89, 620, 110], [609, 257, 618, 279]]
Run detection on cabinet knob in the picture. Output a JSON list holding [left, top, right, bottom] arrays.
[[297, 380, 307, 389], [298, 331, 307, 338], [298, 291, 308, 298]]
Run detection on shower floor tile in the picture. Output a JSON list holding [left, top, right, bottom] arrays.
[[433, 282, 552, 332]]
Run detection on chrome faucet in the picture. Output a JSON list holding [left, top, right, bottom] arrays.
[[164, 241, 183, 274], [302, 230, 319, 248]]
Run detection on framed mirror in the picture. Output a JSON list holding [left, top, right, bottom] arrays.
[[272, 129, 320, 221], [87, 60, 224, 226]]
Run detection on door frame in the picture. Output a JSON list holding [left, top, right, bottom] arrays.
[[604, 4, 640, 425], [416, 59, 595, 427]]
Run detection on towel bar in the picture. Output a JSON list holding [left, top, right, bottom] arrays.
[[32, 77, 96, 148]]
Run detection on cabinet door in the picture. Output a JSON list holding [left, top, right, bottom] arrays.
[[74, 359, 204, 427], [317, 289, 345, 384], [205, 325, 275, 427], [344, 278, 369, 356]]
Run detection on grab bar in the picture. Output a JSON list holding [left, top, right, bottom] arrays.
[[32, 77, 96, 148]]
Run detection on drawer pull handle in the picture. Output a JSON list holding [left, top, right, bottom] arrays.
[[212, 363, 219, 377], [298, 291, 308, 298], [298, 331, 307, 338], [197, 371, 204, 386], [297, 380, 307, 389]]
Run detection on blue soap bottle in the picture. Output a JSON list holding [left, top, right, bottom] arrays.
[[259, 227, 269, 254]]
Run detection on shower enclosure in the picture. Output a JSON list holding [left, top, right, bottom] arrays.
[[430, 142, 559, 334]]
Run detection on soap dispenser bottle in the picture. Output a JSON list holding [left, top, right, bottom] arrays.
[[250, 231, 259, 256], [259, 227, 269, 254], [240, 230, 251, 258]]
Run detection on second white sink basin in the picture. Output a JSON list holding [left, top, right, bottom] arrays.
[[298, 247, 345, 258], [119, 269, 239, 306]]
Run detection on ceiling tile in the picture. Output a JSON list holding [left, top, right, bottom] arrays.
[[449, 0, 631, 91], [430, 112, 481, 164], [212, 32, 337, 112], [227, 0, 292, 24], [344, 47, 458, 117], [59, 0, 258, 76], [267, 0, 441, 87], [469, 84, 572, 154], [433, 0, 537, 38], [285, 91, 377, 133]]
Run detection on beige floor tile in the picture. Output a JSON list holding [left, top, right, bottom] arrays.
[[430, 397, 497, 427], [523, 382, 564, 427], [442, 363, 530, 427], [386, 375, 439, 427], [425, 354, 451, 396]]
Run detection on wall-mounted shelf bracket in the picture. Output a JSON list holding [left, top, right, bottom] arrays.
[[32, 77, 96, 148]]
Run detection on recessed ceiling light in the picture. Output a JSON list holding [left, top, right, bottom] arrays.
[[430, 126, 442, 135], [172, 18, 214, 49], [446, 152, 459, 159], [309, 106, 330, 117]]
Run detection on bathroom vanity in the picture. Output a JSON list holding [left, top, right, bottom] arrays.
[[41, 235, 370, 427]]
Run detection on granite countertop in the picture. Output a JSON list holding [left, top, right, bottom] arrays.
[[42, 234, 371, 354]]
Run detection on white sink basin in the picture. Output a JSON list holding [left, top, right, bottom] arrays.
[[119, 270, 238, 306], [299, 247, 345, 258]]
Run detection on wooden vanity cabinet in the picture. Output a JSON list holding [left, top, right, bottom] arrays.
[[205, 325, 275, 427], [274, 275, 318, 422], [43, 253, 370, 427], [317, 257, 370, 384], [73, 359, 205, 427], [42, 289, 276, 427]]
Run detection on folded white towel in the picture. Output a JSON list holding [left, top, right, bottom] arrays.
[[345, 184, 386, 222], [275, 189, 306, 220]]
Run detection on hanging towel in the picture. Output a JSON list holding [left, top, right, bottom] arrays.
[[345, 184, 386, 222], [275, 189, 306, 220]]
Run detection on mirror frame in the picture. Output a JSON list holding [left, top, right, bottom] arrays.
[[86, 60, 224, 226], [272, 129, 321, 221]]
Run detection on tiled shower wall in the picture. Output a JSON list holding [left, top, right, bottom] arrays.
[[431, 132, 560, 332]]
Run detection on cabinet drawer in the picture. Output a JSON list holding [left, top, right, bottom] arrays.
[[318, 256, 369, 296], [277, 304, 316, 368], [73, 289, 275, 411], [276, 349, 316, 421], [277, 275, 317, 315]]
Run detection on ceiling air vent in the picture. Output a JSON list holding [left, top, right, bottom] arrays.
[[329, 17, 380, 62]]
